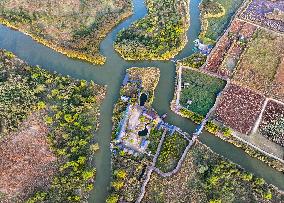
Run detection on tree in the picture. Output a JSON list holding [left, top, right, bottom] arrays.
[[90, 143, 100, 152], [106, 194, 119, 203]]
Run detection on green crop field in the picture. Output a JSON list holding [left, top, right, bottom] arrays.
[[180, 69, 226, 116]]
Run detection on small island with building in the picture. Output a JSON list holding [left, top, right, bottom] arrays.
[[107, 67, 196, 202]]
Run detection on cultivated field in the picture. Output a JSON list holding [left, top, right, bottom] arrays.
[[202, 19, 257, 78], [180, 68, 226, 116], [214, 83, 266, 135], [259, 100, 284, 147], [233, 29, 284, 100], [240, 0, 284, 33]]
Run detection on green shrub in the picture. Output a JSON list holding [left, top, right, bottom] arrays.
[[179, 53, 207, 68]]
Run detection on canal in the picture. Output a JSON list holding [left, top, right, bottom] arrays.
[[0, 0, 283, 202]]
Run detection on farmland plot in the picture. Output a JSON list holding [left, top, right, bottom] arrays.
[[233, 29, 284, 100], [259, 100, 284, 147], [214, 83, 266, 135]]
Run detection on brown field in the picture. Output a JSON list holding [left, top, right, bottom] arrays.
[[259, 100, 284, 147], [0, 113, 56, 202], [214, 83, 266, 135], [202, 19, 257, 78], [232, 29, 284, 100]]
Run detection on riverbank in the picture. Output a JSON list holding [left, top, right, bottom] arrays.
[[0, 0, 133, 65], [199, 0, 245, 44], [0, 17, 105, 64]]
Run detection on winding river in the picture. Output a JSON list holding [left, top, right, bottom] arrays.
[[0, 0, 283, 202]]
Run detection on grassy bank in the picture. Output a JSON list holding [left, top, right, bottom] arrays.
[[199, 0, 244, 44], [0, 0, 132, 65]]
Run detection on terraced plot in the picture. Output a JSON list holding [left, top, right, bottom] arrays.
[[240, 0, 284, 33], [233, 29, 284, 101], [214, 83, 266, 135], [202, 19, 257, 78], [259, 100, 284, 147]]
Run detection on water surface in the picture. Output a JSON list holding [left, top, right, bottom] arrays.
[[0, 0, 283, 202]]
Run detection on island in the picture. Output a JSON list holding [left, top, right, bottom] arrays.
[[114, 0, 189, 60]]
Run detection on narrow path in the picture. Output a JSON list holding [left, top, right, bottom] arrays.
[[252, 98, 268, 134], [153, 139, 193, 177], [136, 129, 167, 203]]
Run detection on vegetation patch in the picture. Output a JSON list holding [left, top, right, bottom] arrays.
[[215, 83, 265, 135], [179, 108, 205, 124], [156, 132, 188, 173], [240, 0, 284, 33], [233, 29, 284, 100], [0, 0, 132, 64], [147, 128, 164, 154], [259, 100, 284, 147], [178, 53, 207, 69], [0, 49, 106, 202], [180, 68, 226, 116], [143, 142, 284, 202], [127, 67, 160, 106], [199, 0, 244, 44], [108, 152, 151, 203], [114, 0, 189, 60]]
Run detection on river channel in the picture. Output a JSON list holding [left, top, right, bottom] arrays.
[[0, 0, 283, 202]]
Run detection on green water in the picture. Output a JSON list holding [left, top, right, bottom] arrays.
[[0, 0, 283, 202]]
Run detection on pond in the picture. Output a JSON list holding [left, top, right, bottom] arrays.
[[139, 93, 148, 106], [138, 127, 149, 137], [0, 0, 283, 202]]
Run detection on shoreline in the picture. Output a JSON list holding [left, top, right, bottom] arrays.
[[0, 10, 133, 65]]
